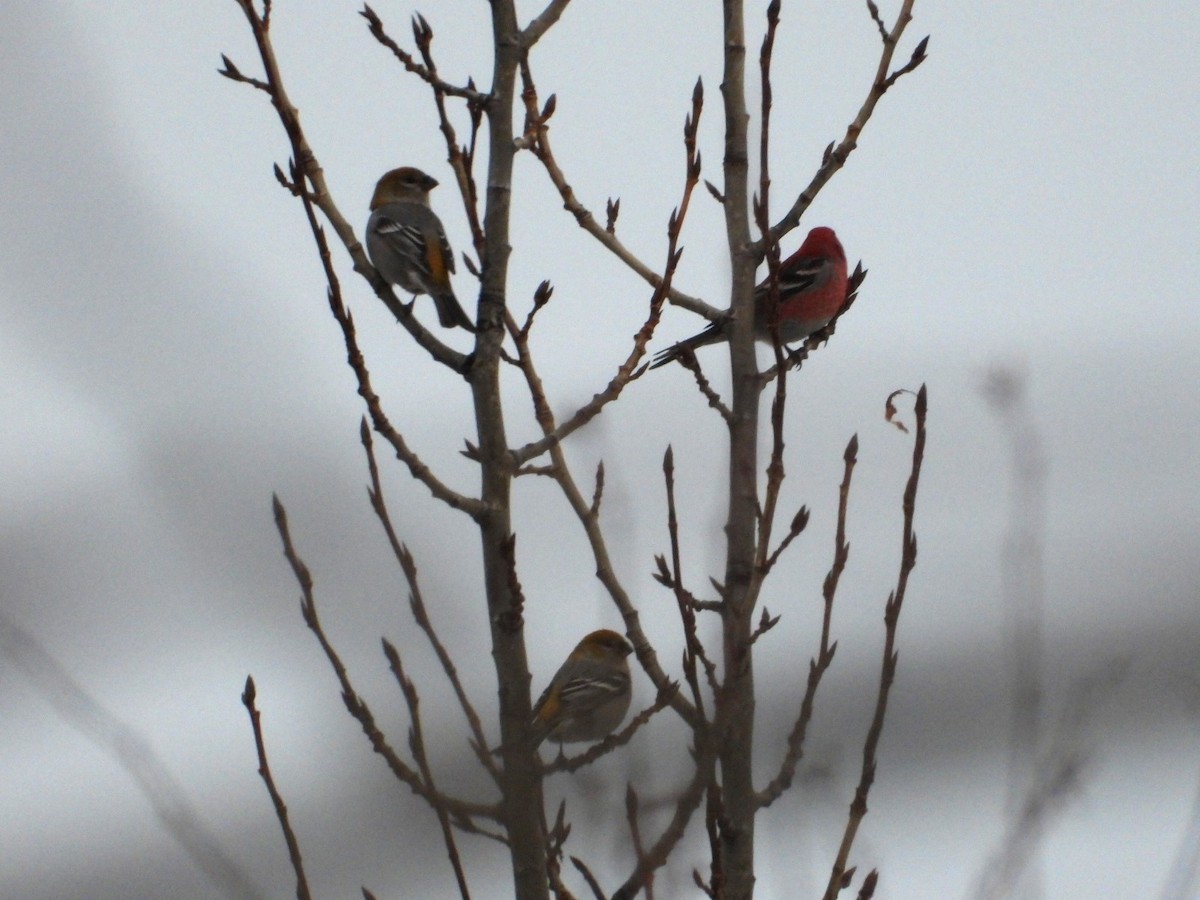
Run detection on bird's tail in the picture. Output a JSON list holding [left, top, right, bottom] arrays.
[[433, 290, 477, 332], [650, 321, 726, 369]]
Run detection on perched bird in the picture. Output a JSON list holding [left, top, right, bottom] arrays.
[[651, 225, 848, 368], [365, 166, 475, 332], [531, 629, 633, 748]]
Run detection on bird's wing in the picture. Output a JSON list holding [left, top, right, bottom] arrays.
[[756, 254, 829, 299], [371, 214, 432, 277]]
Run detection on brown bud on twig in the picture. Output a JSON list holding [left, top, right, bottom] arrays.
[[218, 54, 243, 80], [750, 607, 781, 644], [411, 12, 432, 45], [606, 197, 620, 234], [858, 869, 879, 899], [866, 0, 887, 38], [652, 554, 673, 588], [532, 279, 554, 309], [590, 460, 605, 518]]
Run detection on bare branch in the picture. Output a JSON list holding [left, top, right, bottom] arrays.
[[662, 447, 718, 708], [508, 65, 707, 468], [381, 640, 472, 898], [361, 419, 500, 782], [672, 349, 734, 423], [823, 386, 927, 897], [217, 53, 268, 91], [517, 59, 719, 322], [500, 267, 700, 733], [242, 678, 311, 900], [610, 729, 719, 900], [762, 505, 810, 575], [499, 75, 710, 728], [406, 10, 488, 254], [521, 0, 573, 48], [758, 435, 856, 809], [360, 6, 487, 100], [759, 0, 927, 250], [693, 780, 724, 897], [569, 857, 606, 900], [624, 785, 654, 900], [271, 495, 499, 824], [329, 288, 483, 517]]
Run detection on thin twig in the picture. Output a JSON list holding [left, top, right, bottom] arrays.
[[360, 420, 500, 782], [406, 11, 488, 256], [609, 729, 719, 900], [324, 275, 483, 517], [671, 346, 735, 423], [360, 6, 486, 99], [662, 446, 718, 708], [272, 495, 499, 824], [507, 67, 707, 466], [570, 857, 606, 900], [382, 640, 472, 898], [759, 0, 927, 250], [693, 780, 725, 898], [822, 386, 926, 898], [757, 435, 856, 809], [625, 786, 654, 900], [762, 505, 810, 575], [243, 677, 311, 900], [521, 0, 573, 47], [752, 0, 790, 601], [517, 59, 718, 322]]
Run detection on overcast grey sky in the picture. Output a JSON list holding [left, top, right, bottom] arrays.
[[2, 2, 1198, 898]]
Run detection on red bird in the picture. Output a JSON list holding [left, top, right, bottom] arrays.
[[652, 226, 848, 369]]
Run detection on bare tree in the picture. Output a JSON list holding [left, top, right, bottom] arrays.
[[221, 1, 929, 897]]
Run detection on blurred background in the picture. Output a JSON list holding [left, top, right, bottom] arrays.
[[2, 2, 1198, 897]]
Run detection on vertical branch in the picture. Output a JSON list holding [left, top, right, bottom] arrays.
[[756, 435, 856, 809], [243, 677, 311, 900], [718, 0, 760, 897], [382, 640, 472, 899], [762, 0, 927, 245], [662, 447, 711, 715], [753, 0, 787, 582], [474, 3, 547, 897], [823, 386, 927, 898]]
